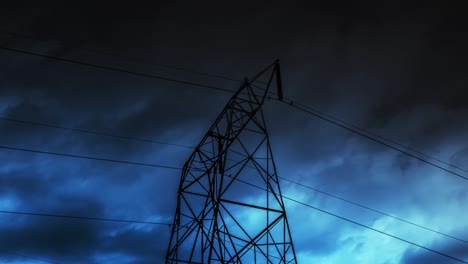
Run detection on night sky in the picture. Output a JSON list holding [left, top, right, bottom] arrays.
[[1, 2, 467, 264]]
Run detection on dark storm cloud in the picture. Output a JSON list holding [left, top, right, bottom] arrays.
[[0, 135, 173, 263], [0, 194, 103, 263], [99, 226, 170, 263], [0, 169, 49, 199], [401, 236, 468, 264], [451, 147, 468, 167], [1, 220, 99, 262], [0, 92, 183, 263], [0, 205, 169, 263], [1, 2, 467, 263]]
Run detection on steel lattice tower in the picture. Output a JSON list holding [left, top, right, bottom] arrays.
[[166, 61, 297, 264]]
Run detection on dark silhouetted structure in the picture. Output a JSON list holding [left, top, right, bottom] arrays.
[[166, 61, 297, 263]]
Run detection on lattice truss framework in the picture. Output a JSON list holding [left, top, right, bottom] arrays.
[[166, 62, 297, 264]]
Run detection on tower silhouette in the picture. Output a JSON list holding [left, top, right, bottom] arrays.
[[166, 61, 297, 263]]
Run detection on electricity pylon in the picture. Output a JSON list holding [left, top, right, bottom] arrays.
[[166, 61, 297, 264]]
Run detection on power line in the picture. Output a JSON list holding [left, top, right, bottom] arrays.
[[0, 30, 246, 85], [1, 137, 464, 245], [293, 101, 468, 174], [1, 30, 269, 88], [2, 209, 276, 260], [0, 210, 171, 226], [281, 195, 468, 264], [1, 44, 465, 180], [0, 115, 463, 242], [2, 176, 466, 262], [2, 106, 466, 182], [1, 139, 464, 247], [278, 176, 468, 245], [3, 36, 466, 261], [1, 43, 466, 246], [230, 176, 468, 264], [2, 107, 466, 186], [0, 46, 235, 94], [0, 116, 193, 149], [1, 111, 466, 242], [9, 28, 458, 173], [3, 104, 465, 183], [0, 144, 187, 171], [0, 40, 463, 172], [0, 140, 463, 260], [3, 251, 60, 264], [283, 101, 468, 181], [2, 131, 465, 248]]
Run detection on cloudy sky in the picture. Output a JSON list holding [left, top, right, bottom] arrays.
[[0, 2, 467, 264]]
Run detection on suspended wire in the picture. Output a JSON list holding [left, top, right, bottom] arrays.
[[0, 42, 466, 242], [3, 251, 60, 264], [0, 46, 235, 95], [0, 210, 171, 226], [0, 113, 465, 241], [0, 144, 187, 171], [1, 30, 270, 87], [1, 44, 465, 182], [0, 116, 193, 149], [1, 139, 465, 245], [283, 102, 468, 181], [0, 30, 245, 84], [292, 101, 468, 174], [230, 176, 468, 264], [1, 116, 467, 243], [282, 195, 468, 264], [2, 101, 465, 182], [1, 118, 466, 243], [0, 45, 465, 241], [3, 176, 465, 262], [3, 32, 467, 262], [0, 142, 465, 261], [2, 32, 464, 176], [1, 136, 465, 245], [278, 176, 468, 245]]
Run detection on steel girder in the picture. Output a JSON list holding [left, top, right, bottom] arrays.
[[166, 61, 297, 264]]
